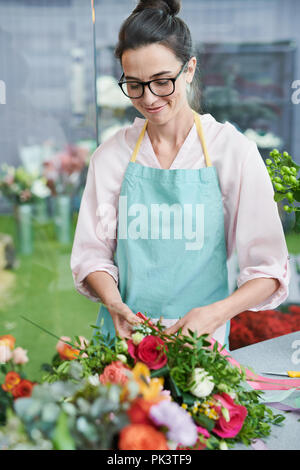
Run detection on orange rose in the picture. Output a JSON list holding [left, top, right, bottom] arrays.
[[1, 371, 21, 392], [0, 335, 16, 350], [56, 336, 80, 361], [11, 379, 35, 399], [118, 424, 169, 450], [99, 361, 130, 386]]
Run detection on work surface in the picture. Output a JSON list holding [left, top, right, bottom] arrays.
[[230, 331, 300, 450]]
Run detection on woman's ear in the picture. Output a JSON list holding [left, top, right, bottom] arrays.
[[186, 56, 197, 84]]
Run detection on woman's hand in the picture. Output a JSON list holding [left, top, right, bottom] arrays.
[[107, 301, 143, 340], [163, 304, 224, 338]]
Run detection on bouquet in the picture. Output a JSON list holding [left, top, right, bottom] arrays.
[[42, 144, 89, 197], [0, 164, 51, 205], [0, 335, 36, 427], [2, 314, 298, 451]]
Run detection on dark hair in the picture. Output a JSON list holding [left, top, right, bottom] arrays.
[[114, 0, 202, 112]]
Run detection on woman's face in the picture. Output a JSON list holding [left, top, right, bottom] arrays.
[[121, 43, 196, 124]]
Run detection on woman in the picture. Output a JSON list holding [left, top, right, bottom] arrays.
[[70, 0, 290, 348]]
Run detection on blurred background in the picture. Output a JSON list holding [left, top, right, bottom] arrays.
[[0, 0, 300, 380]]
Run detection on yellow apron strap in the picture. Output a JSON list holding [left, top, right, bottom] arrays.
[[130, 119, 148, 163], [193, 110, 212, 168], [130, 112, 212, 167]]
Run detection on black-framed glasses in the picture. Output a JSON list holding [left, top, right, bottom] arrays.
[[118, 61, 188, 99]]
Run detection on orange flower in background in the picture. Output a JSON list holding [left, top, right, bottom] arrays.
[[11, 379, 36, 399], [118, 423, 169, 450], [0, 335, 16, 350], [127, 397, 166, 425], [56, 336, 80, 361], [1, 371, 21, 392]]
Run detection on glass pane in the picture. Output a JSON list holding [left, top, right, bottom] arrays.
[[0, 0, 97, 379]]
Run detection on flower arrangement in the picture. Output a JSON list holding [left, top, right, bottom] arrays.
[[230, 304, 300, 350], [0, 335, 36, 427], [42, 144, 89, 196], [0, 164, 51, 205], [1, 314, 295, 451]]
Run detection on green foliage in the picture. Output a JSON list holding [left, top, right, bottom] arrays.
[[266, 149, 300, 231]]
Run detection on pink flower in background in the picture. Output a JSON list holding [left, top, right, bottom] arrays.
[[12, 347, 29, 365], [0, 345, 13, 363], [99, 361, 130, 386], [59, 145, 87, 175]]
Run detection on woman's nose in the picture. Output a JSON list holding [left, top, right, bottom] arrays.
[[140, 85, 159, 106]]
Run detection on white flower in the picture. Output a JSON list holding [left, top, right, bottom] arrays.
[[31, 179, 51, 198], [87, 374, 100, 386], [188, 367, 215, 398], [0, 345, 12, 363], [116, 354, 127, 364], [131, 332, 145, 345]]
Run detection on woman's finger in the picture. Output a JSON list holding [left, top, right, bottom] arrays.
[[164, 319, 183, 336]]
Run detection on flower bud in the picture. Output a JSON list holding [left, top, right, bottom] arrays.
[[131, 332, 145, 345], [115, 339, 128, 353], [219, 440, 228, 450], [116, 354, 128, 364]]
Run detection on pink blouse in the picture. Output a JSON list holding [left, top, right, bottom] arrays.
[[70, 113, 290, 311]]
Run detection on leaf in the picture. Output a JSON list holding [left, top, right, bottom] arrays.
[[52, 410, 76, 450], [150, 365, 169, 378], [193, 413, 215, 432], [168, 375, 182, 398], [274, 192, 286, 202], [293, 210, 300, 233], [293, 189, 300, 203], [181, 391, 197, 405]]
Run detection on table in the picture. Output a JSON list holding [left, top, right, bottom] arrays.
[[230, 331, 300, 450]]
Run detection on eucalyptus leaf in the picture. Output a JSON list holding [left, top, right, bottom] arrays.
[[52, 411, 75, 450], [41, 403, 61, 423]]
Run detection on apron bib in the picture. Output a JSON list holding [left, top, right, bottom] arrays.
[[94, 111, 230, 348]]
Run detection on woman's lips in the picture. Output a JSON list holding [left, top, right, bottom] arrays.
[[145, 104, 166, 113]]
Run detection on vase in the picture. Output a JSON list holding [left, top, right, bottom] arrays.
[[34, 197, 49, 224], [13, 203, 34, 255], [54, 194, 71, 244]]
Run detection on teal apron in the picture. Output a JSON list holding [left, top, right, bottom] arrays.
[[93, 111, 230, 348]]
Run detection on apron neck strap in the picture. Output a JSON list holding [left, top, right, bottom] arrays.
[[130, 111, 212, 167]]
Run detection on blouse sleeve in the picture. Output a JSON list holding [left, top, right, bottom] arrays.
[[70, 151, 119, 302], [234, 140, 290, 311]]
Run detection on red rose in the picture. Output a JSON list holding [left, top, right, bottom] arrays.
[[212, 393, 247, 438], [11, 379, 35, 399], [129, 335, 167, 370]]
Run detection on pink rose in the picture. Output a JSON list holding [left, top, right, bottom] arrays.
[[197, 425, 210, 439], [128, 336, 167, 370], [12, 347, 29, 365], [99, 360, 130, 386], [212, 393, 247, 438], [0, 345, 12, 363]]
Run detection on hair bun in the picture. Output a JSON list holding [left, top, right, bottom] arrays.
[[133, 0, 181, 17]]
